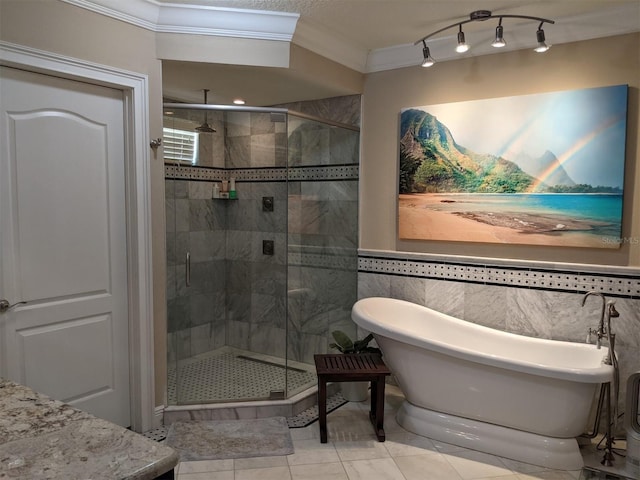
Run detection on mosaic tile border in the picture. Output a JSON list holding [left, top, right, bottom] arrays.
[[165, 164, 358, 182], [165, 164, 226, 181], [288, 245, 358, 271], [288, 252, 358, 271], [288, 164, 359, 181], [228, 167, 286, 182], [358, 253, 640, 298], [286, 392, 348, 428]]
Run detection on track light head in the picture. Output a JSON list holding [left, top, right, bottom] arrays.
[[456, 27, 470, 53], [491, 24, 506, 48], [534, 28, 550, 52], [421, 44, 435, 67]]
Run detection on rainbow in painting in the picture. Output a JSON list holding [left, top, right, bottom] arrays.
[[398, 85, 628, 248]]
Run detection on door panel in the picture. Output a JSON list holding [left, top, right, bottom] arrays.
[[0, 66, 130, 426], [21, 312, 113, 401], [12, 111, 110, 300]]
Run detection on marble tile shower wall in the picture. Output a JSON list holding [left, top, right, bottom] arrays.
[[357, 250, 640, 418], [275, 94, 361, 127], [225, 180, 288, 358], [223, 111, 289, 358]]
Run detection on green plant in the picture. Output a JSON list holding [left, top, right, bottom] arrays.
[[330, 330, 381, 354]]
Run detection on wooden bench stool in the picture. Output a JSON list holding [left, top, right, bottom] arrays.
[[314, 353, 391, 443]]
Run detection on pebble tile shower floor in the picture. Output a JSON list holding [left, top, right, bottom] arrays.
[[168, 348, 317, 404]]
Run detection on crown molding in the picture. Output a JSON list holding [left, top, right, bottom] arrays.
[[60, 0, 299, 41]]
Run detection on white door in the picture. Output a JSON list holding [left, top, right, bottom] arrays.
[[0, 67, 131, 427]]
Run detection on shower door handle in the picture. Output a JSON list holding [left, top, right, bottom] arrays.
[[185, 252, 191, 287]]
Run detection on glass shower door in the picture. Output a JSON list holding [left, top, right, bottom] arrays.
[[164, 105, 292, 404], [163, 107, 189, 405], [164, 106, 227, 405], [286, 113, 360, 393]]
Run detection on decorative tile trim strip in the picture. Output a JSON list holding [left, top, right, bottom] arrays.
[[289, 252, 357, 271], [165, 164, 358, 182], [358, 254, 640, 298], [231, 168, 286, 182], [288, 164, 359, 181], [165, 164, 226, 181], [289, 245, 357, 271], [165, 164, 281, 182]]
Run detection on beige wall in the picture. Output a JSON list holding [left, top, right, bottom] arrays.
[[289, 44, 364, 98], [361, 33, 640, 266], [0, 0, 168, 406]]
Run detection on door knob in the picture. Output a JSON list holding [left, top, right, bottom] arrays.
[[0, 299, 27, 313]]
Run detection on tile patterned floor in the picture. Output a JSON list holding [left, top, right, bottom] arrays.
[[168, 347, 317, 404], [174, 385, 589, 480]]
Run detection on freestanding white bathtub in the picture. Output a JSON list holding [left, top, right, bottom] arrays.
[[351, 297, 614, 470]]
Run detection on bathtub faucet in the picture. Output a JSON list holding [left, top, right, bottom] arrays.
[[581, 292, 621, 467], [581, 291, 607, 349]]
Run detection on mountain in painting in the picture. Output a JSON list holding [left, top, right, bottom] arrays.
[[509, 150, 575, 187], [399, 109, 539, 194]]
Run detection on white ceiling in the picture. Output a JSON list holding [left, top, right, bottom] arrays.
[[156, 0, 640, 105]]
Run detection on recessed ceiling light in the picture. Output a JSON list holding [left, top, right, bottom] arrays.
[[233, 98, 246, 105]]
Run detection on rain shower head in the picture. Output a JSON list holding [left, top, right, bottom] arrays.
[[195, 89, 216, 133], [195, 123, 215, 133]]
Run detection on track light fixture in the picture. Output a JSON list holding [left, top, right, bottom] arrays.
[[417, 10, 554, 67]]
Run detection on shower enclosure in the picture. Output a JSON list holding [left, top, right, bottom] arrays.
[[164, 103, 359, 405]]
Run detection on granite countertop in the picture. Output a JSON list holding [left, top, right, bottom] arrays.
[[0, 379, 179, 479]]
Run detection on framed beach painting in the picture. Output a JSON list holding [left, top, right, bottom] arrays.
[[398, 85, 628, 248]]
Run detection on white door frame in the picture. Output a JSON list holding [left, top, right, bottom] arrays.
[[0, 41, 155, 433]]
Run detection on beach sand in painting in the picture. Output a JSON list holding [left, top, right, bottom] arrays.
[[398, 194, 616, 248]]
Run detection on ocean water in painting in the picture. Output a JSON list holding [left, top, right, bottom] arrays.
[[430, 192, 623, 238]]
